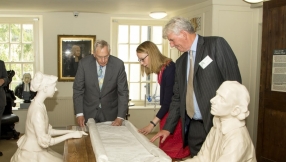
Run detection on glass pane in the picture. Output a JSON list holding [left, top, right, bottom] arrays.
[[144, 82, 151, 98], [129, 64, 140, 82], [23, 63, 33, 75], [141, 26, 148, 42], [118, 25, 128, 43], [152, 73, 157, 82], [10, 82, 19, 93], [129, 83, 140, 100], [152, 82, 160, 102], [118, 44, 128, 61], [0, 43, 9, 61], [157, 45, 162, 53], [22, 43, 34, 61], [4, 63, 10, 70], [10, 24, 21, 43], [22, 24, 33, 42], [10, 63, 22, 81], [0, 24, 9, 42], [124, 64, 129, 82], [130, 25, 139, 43], [141, 73, 147, 82], [10, 43, 21, 61], [129, 44, 139, 62], [140, 83, 145, 100], [152, 26, 162, 44]]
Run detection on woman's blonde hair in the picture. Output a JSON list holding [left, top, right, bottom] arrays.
[[136, 41, 172, 76]]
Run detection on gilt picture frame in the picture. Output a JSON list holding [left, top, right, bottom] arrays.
[[58, 35, 96, 82]]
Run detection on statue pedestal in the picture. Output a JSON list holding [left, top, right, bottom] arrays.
[[20, 103, 30, 109]]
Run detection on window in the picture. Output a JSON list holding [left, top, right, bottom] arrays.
[[0, 17, 39, 93], [112, 19, 167, 104]]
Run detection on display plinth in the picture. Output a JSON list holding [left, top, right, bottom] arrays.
[[20, 103, 30, 109]]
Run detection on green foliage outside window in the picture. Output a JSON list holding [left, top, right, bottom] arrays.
[[0, 23, 34, 91]]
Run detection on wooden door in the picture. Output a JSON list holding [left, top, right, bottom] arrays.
[[256, 0, 286, 162]]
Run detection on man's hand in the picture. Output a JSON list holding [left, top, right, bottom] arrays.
[[150, 130, 170, 143], [111, 118, 123, 126], [76, 116, 85, 127]]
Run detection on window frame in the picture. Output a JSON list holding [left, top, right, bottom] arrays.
[[0, 17, 41, 101], [111, 19, 168, 105]]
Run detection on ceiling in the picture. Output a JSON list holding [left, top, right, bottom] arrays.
[[0, 0, 208, 16]]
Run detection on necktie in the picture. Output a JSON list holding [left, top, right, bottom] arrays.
[[98, 66, 103, 90], [98, 66, 103, 108], [186, 50, 194, 118]]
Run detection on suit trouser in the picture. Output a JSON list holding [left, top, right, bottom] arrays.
[[0, 105, 4, 137], [187, 118, 207, 157]]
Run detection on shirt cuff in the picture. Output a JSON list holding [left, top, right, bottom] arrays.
[[117, 117, 124, 120], [76, 113, 84, 117]]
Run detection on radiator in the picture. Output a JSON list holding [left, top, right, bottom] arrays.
[[44, 97, 77, 128]]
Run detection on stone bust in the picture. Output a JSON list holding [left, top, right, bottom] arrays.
[[181, 81, 257, 162]]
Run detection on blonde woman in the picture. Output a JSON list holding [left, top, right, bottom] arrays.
[[136, 41, 190, 160]]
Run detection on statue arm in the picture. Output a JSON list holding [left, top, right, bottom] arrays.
[[49, 131, 87, 146], [33, 110, 87, 148], [48, 124, 76, 136]]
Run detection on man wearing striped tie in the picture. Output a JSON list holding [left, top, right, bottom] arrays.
[[150, 17, 241, 158], [73, 40, 129, 128]]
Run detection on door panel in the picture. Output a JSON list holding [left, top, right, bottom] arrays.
[[256, 0, 286, 162]]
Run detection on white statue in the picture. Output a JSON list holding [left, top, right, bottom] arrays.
[[181, 81, 256, 162], [11, 71, 87, 162]]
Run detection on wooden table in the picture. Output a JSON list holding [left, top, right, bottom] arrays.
[[63, 126, 96, 162]]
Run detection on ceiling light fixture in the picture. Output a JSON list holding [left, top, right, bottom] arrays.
[[149, 12, 167, 19], [244, 0, 263, 3]]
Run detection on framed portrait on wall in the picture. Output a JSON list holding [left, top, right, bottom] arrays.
[[58, 35, 96, 82]]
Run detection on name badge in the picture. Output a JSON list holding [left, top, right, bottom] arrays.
[[199, 56, 213, 69]]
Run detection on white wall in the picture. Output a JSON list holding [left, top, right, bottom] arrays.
[[42, 12, 111, 97]]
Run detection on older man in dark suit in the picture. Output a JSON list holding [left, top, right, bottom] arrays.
[[151, 17, 241, 157], [0, 60, 8, 156], [73, 40, 129, 127]]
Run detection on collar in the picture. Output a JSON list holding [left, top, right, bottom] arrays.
[[190, 34, 198, 52], [213, 116, 246, 135]]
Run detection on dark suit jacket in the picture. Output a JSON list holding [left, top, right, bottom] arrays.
[[73, 55, 129, 122], [156, 61, 176, 119], [163, 35, 242, 143], [0, 60, 8, 108]]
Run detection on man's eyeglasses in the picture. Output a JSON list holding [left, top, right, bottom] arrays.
[[138, 55, 148, 62]]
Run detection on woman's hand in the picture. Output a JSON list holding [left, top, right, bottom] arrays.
[[138, 124, 154, 135]]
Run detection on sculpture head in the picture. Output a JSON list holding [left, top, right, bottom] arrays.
[[22, 73, 32, 84], [30, 71, 58, 97], [210, 81, 250, 120]]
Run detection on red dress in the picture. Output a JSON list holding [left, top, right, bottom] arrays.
[[157, 63, 191, 159]]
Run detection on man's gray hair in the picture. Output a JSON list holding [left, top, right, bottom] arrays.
[[163, 17, 195, 39], [94, 40, 110, 52]]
